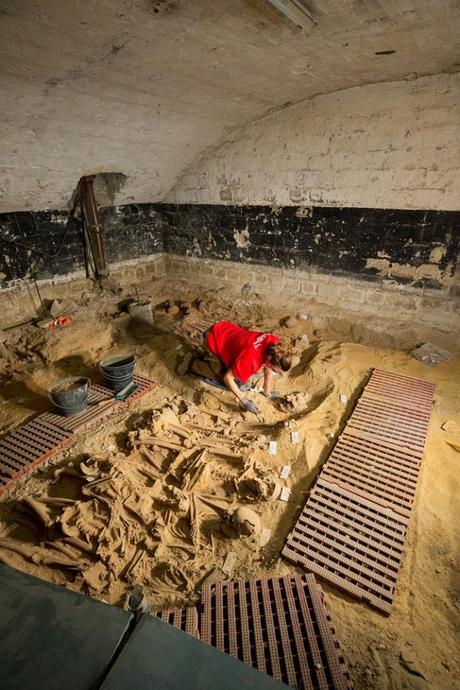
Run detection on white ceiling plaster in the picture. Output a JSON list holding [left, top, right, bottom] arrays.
[[0, 0, 459, 211]]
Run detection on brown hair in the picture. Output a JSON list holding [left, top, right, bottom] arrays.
[[265, 345, 293, 372]]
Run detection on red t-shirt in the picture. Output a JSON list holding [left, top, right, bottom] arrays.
[[206, 321, 281, 382]]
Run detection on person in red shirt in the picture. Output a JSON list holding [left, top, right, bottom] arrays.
[[189, 321, 293, 413]]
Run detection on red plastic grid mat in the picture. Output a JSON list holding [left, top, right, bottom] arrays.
[[41, 374, 156, 433], [282, 479, 408, 615], [0, 375, 156, 496], [344, 396, 430, 455], [154, 606, 200, 638], [321, 432, 420, 517], [0, 419, 74, 488], [363, 369, 435, 412], [200, 574, 353, 690]]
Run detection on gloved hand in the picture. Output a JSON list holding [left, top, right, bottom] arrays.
[[264, 391, 281, 400], [241, 398, 260, 414]]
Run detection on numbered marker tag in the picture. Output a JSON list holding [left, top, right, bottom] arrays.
[[260, 528, 272, 547], [279, 487, 291, 502], [280, 465, 291, 480], [223, 552, 237, 574]]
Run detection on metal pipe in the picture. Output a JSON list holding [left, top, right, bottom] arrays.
[[80, 176, 108, 278]]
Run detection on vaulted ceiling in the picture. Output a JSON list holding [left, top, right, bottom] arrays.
[[1, 0, 459, 211]]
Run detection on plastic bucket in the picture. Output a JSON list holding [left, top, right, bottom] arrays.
[[101, 372, 133, 393], [99, 354, 135, 392], [50, 400, 88, 417], [48, 377, 90, 416]]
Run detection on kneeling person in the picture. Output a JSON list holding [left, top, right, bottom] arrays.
[[191, 320, 292, 413]]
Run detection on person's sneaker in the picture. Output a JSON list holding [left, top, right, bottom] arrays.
[[176, 352, 194, 376]]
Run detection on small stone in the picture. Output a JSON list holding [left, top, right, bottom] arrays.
[[296, 311, 309, 320], [167, 304, 180, 316], [36, 318, 53, 329], [283, 315, 297, 328], [435, 568, 441, 573]]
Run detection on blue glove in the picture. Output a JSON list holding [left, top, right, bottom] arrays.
[[242, 398, 260, 414], [264, 391, 281, 400]]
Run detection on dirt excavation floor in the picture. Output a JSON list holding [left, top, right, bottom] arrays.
[[0, 280, 459, 690]]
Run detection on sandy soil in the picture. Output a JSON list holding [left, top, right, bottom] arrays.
[[0, 285, 459, 690]]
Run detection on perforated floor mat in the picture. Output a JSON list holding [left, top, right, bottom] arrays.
[[364, 369, 435, 412], [154, 606, 200, 638], [282, 479, 408, 615], [0, 419, 74, 488], [345, 396, 430, 455], [200, 574, 353, 690], [41, 375, 156, 433], [321, 432, 420, 517], [0, 375, 156, 496]]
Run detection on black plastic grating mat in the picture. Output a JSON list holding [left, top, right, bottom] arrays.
[[321, 432, 420, 517], [282, 479, 408, 615], [200, 574, 353, 690], [154, 606, 200, 638]]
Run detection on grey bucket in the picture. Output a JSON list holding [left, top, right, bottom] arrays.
[[99, 354, 135, 392], [48, 377, 90, 416]]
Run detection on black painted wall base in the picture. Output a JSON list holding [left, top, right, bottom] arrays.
[[160, 204, 459, 290], [0, 203, 458, 290], [0, 205, 162, 284]]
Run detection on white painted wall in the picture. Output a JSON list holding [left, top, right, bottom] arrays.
[[2, 2, 459, 212], [167, 74, 460, 211]]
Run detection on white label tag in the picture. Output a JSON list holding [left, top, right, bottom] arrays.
[[280, 465, 291, 479], [340, 394, 348, 404], [279, 487, 291, 502], [223, 552, 237, 574], [291, 431, 300, 444], [260, 528, 272, 547], [268, 441, 277, 455]]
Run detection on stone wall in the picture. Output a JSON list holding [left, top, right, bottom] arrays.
[[0, 254, 167, 329], [1, 199, 458, 332], [167, 74, 460, 212], [164, 254, 460, 349], [1, 250, 457, 346]]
